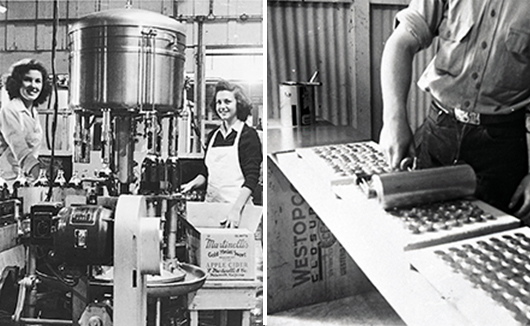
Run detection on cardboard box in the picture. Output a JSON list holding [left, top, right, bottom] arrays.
[[184, 202, 262, 281], [267, 157, 372, 313]]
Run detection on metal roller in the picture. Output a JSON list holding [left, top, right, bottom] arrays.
[[371, 164, 477, 210]]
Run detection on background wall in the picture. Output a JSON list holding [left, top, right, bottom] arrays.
[[267, 0, 435, 140], [0, 0, 263, 76]]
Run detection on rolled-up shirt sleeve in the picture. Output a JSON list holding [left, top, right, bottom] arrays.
[[0, 106, 39, 175], [395, 0, 445, 49], [239, 126, 262, 192], [195, 130, 215, 184]]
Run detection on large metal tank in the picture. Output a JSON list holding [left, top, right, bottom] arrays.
[[68, 8, 186, 113]]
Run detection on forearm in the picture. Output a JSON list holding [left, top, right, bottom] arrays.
[[379, 24, 421, 168], [225, 186, 253, 228], [184, 175, 206, 190], [380, 25, 418, 125], [231, 186, 253, 213]]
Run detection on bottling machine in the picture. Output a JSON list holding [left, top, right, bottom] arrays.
[[0, 8, 207, 326]]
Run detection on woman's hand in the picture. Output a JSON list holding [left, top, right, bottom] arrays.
[[220, 187, 253, 228], [181, 175, 206, 193], [225, 208, 241, 229], [180, 182, 195, 193], [221, 208, 241, 229]]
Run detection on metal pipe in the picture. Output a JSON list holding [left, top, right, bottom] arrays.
[[82, 114, 91, 163], [73, 112, 87, 163], [156, 298, 162, 326], [20, 317, 73, 325], [101, 108, 112, 168], [27, 246, 37, 318], [167, 199, 178, 259], [195, 19, 205, 153], [167, 115, 178, 157], [115, 114, 135, 186]]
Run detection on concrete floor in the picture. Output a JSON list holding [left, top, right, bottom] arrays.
[[266, 291, 406, 326]]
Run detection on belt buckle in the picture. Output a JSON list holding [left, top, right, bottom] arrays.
[[454, 108, 480, 125]]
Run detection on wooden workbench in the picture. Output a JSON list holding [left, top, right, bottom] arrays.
[[267, 123, 514, 325]]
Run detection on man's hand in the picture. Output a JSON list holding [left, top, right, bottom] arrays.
[[509, 174, 530, 224], [379, 117, 415, 170]]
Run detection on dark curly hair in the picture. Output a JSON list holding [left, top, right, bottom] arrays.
[[5, 59, 51, 106], [210, 80, 252, 122]]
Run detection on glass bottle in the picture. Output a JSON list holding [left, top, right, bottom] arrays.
[[158, 158, 168, 194], [140, 155, 160, 194], [0, 172, 9, 200], [33, 169, 49, 187], [53, 169, 67, 187], [166, 157, 181, 194], [67, 170, 82, 189], [12, 170, 29, 198]]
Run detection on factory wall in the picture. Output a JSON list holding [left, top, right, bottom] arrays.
[[267, 0, 434, 139], [267, 0, 355, 128], [0, 0, 263, 80]]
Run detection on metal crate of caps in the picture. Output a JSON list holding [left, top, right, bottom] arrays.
[[388, 200, 496, 235], [434, 234, 530, 323], [297, 142, 391, 180], [408, 228, 530, 326]]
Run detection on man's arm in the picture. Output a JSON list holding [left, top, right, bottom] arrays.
[[379, 23, 422, 170]]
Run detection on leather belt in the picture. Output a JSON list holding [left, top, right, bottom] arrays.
[[432, 100, 524, 126]]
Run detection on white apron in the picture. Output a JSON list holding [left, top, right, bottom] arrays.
[[204, 126, 245, 203]]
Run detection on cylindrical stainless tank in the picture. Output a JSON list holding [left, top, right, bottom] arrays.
[[68, 8, 186, 113]]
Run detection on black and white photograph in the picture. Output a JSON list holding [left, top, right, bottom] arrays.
[[267, 0, 530, 325], [0, 0, 263, 325], [3, 0, 530, 325]]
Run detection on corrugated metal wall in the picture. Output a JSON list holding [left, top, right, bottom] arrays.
[[268, 0, 435, 137], [267, 1, 355, 126]]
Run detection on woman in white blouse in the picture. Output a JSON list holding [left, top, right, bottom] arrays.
[[0, 59, 51, 184]]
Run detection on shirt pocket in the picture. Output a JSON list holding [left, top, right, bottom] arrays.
[[496, 27, 530, 90], [434, 19, 474, 76]]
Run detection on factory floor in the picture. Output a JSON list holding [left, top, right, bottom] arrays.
[[266, 290, 406, 326]]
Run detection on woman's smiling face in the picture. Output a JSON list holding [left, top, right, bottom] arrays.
[[216, 90, 238, 123], [19, 69, 43, 103]]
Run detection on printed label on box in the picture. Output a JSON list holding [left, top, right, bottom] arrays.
[[203, 233, 253, 279]]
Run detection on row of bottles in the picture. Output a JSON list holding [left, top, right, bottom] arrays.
[[140, 156, 181, 195], [0, 158, 182, 200], [0, 168, 85, 200], [31, 169, 82, 189]]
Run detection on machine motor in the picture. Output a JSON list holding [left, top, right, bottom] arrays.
[[30, 202, 64, 245], [52, 206, 114, 265]]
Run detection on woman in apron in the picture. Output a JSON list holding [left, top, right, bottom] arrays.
[[182, 80, 262, 228], [0, 59, 50, 186]]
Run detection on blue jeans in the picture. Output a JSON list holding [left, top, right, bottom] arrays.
[[414, 103, 528, 214]]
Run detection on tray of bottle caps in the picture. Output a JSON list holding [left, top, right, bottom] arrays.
[[295, 141, 391, 184], [383, 199, 521, 251], [408, 227, 530, 326]]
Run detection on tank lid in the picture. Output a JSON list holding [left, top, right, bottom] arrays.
[[70, 8, 185, 33]]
